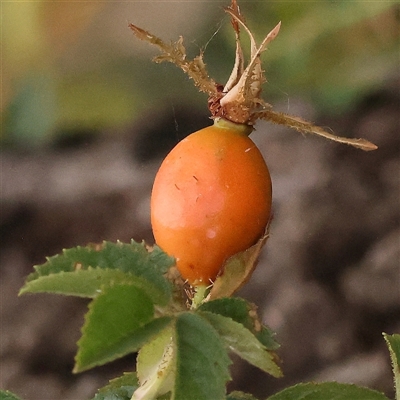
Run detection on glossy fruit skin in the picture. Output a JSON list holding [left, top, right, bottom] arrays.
[[151, 120, 272, 285]]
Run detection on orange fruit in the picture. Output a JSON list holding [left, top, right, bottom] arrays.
[[151, 119, 272, 285]]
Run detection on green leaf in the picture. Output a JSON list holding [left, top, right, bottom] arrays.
[[134, 324, 175, 400], [198, 297, 279, 350], [173, 312, 232, 400], [256, 324, 280, 352], [92, 372, 139, 400], [199, 311, 282, 378], [156, 395, 171, 400], [20, 241, 174, 304], [226, 391, 259, 400], [19, 267, 169, 305], [383, 332, 400, 400], [74, 284, 155, 372], [267, 382, 389, 400], [198, 297, 252, 323], [133, 312, 231, 400], [26, 240, 172, 277], [0, 391, 23, 400]]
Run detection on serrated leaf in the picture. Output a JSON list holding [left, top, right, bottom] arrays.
[[24, 241, 160, 277], [147, 245, 176, 274], [134, 324, 175, 400], [199, 297, 252, 323], [209, 233, 269, 300], [267, 382, 389, 400], [0, 391, 23, 400], [133, 312, 231, 400], [199, 311, 282, 378], [256, 324, 280, 352], [383, 332, 400, 400], [74, 284, 155, 372], [173, 312, 232, 400], [19, 267, 169, 305], [90, 316, 173, 374], [198, 297, 279, 351], [20, 241, 174, 304], [92, 372, 139, 400], [226, 391, 259, 400]]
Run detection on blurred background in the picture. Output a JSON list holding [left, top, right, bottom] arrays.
[[1, 1, 399, 399]]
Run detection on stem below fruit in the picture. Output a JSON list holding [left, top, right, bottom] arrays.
[[191, 284, 209, 309]]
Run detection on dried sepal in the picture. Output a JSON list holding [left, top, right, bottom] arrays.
[[219, 20, 281, 123], [129, 24, 217, 96], [257, 109, 378, 151], [129, 1, 377, 151], [225, 1, 257, 58], [223, 0, 245, 93], [220, 3, 281, 123]]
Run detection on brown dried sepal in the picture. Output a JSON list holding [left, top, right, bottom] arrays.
[[129, 1, 377, 151], [129, 24, 217, 96], [257, 110, 378, 151]]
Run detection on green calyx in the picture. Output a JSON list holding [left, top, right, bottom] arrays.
[[213, 117, 253, 137]]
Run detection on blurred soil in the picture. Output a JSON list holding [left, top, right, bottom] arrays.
[[1, 81, 399, 399]]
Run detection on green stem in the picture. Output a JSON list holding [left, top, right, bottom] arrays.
[[213, 117, 253, 136], [191, 284, 208, 310]]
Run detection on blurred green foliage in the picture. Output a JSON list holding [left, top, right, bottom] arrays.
[[2, 1, 398, 147], [253, 1, 399, 113]]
